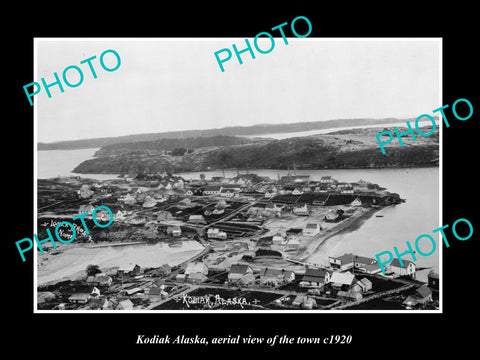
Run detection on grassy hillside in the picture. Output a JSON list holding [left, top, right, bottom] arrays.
[[39, 117, 413, 151], [72, 126, 439, 174]]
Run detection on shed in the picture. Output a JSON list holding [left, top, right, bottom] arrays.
[[68, 293, 91, 304], [117, 264, 141, 276]]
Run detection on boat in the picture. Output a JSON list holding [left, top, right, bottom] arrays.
[[376, 214, 383, 218]]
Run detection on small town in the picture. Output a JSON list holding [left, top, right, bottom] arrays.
[[36, 171, 439, 311]]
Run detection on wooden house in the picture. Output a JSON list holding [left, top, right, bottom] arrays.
[[300, 268, 332, 288], [259, 268, 295, 286], [389, 258, 416, 277], [292, 203, 309, 216], [228, 264, 253, 285], [117, 263, 141, 277], [303, 223, 321, 236]]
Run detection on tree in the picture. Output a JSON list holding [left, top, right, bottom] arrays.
[[86, 264, 101, 277], [200, 173, 206, 181], [172, 147, 187, 156]]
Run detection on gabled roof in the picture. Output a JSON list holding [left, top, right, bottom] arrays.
[[305, 223, 319, 229], [416, 285, 432, 298], [354, 255, 377, 265], [330, 271, 355, 286], [185, 261, 208, 274], [118, 263, 139, 272], [259, 268, 283, 277], [331, 253, 355, 264], [358, 278, 372, 287], [204, 185, 222, 191], [118, 299, 134, 309], [390, 258, 416, 268], [362, 263, 381, 272], [302, 268, 330, 282], [229, 264, 252, 275]]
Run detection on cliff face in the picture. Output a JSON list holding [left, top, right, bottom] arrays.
[[72, 127, 439, 174]]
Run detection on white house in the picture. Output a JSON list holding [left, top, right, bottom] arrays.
[[303, 223, 321, 236], [185, 261, 209, 276], [389, 258, 416, 277], [351, 197, 362, 206], [207, 227, 227, 240], [320, 176, 334, 183], [116, 210, 127, 220], [341, 187, 354, 194], [185, 189, 194, 196], [325, 210, 339, 221], [220, 188, 234, 198], [259, 268, 295, 286], [212, 208, 225, 215], [167, 225, 182, 237], [203, 185, 222, 195], [188, 215, 205, 224], [265, 190, 277, 199], [293, 203, 309, 216], [272, 233, 285, 245], [300, 268, 332, 288], [329, 253, 355, 271], [292, 187, 304, 195]]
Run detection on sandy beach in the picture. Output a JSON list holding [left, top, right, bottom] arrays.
[[37, 240, 204, 285]]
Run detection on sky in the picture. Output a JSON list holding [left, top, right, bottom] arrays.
[[36, 38, 441, 143]]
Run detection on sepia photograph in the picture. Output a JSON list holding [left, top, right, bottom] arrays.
[[34, 38, 441, 312]]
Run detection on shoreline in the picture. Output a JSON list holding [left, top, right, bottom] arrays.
[[296, 206, 381, 262], [70, 164, 439, 176]]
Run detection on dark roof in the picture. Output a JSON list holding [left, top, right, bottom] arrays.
[[204, 185, 222, 191], [416, 285, 432, 298], [229, 264, 251, 275], [302, 268, 330, 282], [390, 258, 415, 268], [331, 253, 354, 264], [149, 287, 162, 296], [286, 228, 303, 234], [259, 268, 283, 277], [354, 255, 377, 265]]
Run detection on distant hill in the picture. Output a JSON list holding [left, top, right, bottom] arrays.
[[38, 117, 411, 151], [72, 126, 439, 174], [93, 135, 260, 157]]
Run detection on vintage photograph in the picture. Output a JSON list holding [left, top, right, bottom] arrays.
[[34, 38, 441, 312]]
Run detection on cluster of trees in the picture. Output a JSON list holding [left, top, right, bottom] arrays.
[[171, 148, 194, 156]]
